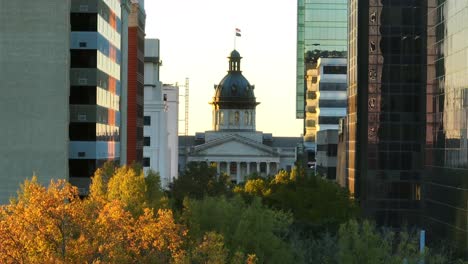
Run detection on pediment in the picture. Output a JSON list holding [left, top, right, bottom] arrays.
[[190, 134, 277, 157]]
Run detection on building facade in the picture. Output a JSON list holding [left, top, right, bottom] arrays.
[[316, 129, 339, 180], [68, 0, 125, 192], [424, 0, 468, 252], [163, 84, 179, 184], [304, 58, 347, 149], [143, 39, 179, 188], [179, 51, 301, 183], [126, 1, 145, 164], [0, 1, 71, 203], [346, 0, 426, 227], [296, 0, 347, 119]]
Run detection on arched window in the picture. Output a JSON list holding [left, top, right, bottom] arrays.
[[234, 111, 240, 125], [220, 111, 224, 125], [229, 111, 234, 125]]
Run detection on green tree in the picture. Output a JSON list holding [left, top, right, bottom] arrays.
[[169, 162, 232, 209], [337, 219, 453, 264], [145, 169, 169, 210], [183, 195, 295, 264], [237, 168, 359, 233]]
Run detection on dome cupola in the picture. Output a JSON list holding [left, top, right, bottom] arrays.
[[210, 50, 259, 131], [211, 50, 259, 109]]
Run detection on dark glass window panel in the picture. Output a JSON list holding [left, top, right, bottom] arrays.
[[70, 123, 96, 141], [318, 100, 347, 108], [143, 157, 150, 167], [71, 13, 97, 31], [319, 83, 347, 91], [70, 86, 96, 105], [323, 66, 347, 74], [144, 116, 151, 126], [71, 50, 97, 68], [144, 137, 151, 146], [69, 159, 96, 178], [318, 116, 341, 124], [327, 144, 338, 156]]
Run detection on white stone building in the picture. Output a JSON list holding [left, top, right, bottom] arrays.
[[143, 39, 179, 188], [178, 50, 301, 183]]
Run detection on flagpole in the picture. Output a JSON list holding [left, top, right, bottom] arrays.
[[234, 28, 241, 50]]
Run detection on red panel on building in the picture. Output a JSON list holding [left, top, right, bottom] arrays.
[[127, 14, 144, 164]]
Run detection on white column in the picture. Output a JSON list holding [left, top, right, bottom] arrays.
[[266, 162, 270, 175], [246, 162, 250, 175], [257, 162, 260, 173], [217, 162, 220, 174], [236, 162, 241, 183], [276, 162, 280, 174], [227, 162, 231, 176]]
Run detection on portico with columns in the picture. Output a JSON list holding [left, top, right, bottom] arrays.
[[186, 133, 282, 183]]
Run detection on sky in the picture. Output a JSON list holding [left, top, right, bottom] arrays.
[[144, 0, 303, 137]]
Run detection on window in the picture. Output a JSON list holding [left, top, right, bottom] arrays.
[[71, 50, 97, 68], [144, 116, 151, 126], [70, 86, 96, 105], [323, 66, 347, 74], [244, 111, 249, 125], [220, 111, 224, 125], [229, 111, 234, 125], [70, 123, 96, 141], [71, 13, 97, 31], [234, 111, 240, 125], [144, 137, 151, 146], [143, 157, 150, 167]]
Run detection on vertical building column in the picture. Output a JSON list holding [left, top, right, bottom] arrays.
[[227, 162, 231, 176], [266, 162, 270, 176], [257, 162, 260, 173], [276, 162, 280, 174], [246, 162, 250, 175], [236, 162, 241, 183], [217, 162, 220, 174]]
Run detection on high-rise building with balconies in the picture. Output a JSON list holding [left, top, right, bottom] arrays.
[[68, 0, 129, 192]]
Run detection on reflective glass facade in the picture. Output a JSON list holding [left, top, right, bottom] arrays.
[[425, 0, 468, 252], [69, 0, 122, 191], [296, 0, 347, 119], [347, 0, 426, 227]]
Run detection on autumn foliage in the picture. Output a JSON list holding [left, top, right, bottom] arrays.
[[0, 167, 185, 264]]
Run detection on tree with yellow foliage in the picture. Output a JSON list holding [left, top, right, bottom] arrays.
[[0, 165, 185, 263]]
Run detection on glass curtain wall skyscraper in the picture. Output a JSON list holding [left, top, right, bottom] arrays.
[[425, 0, 468, 252], [296, 0, 347, 119], [347, 0, 426, 227]]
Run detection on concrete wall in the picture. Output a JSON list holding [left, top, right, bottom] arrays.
[[0, 1, 70, 203], [120, 0, 130, 165], [143, 39, 170, 187], [163, 85, 179, 183]]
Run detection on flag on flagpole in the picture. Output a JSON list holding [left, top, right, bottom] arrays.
[[235, 28, 241, 37]]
